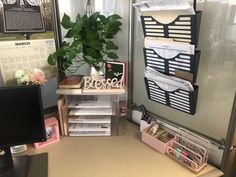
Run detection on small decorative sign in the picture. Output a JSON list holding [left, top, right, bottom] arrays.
[[83, 76, 124, 90], [3, 2, 45, 33], [105, 61, 126, 84]]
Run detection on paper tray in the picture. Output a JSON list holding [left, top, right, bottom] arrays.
[[140, 11, 202, 46], [144, 77, 198, 115], [143, 48, 200, 83]]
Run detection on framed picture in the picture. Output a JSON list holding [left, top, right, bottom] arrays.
[[34, 117, 60, 149], [105, 61, 127, 84]]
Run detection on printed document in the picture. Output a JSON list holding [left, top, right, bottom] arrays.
[[133, 0, 195, 14], [133, 0, 195, 24], [145, 66, 194, 92], [145, 37, 195, 58]]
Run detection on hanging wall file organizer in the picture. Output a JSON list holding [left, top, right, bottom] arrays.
[[144, 78, 198, 114], [140, 11, 202, 46], [140, 0, 202, 115], [143, 49, 200, 83]]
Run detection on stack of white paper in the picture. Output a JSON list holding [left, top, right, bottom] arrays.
[[145, 66, 194, 92], [133, 0, 195, 24], [133, 0, 195, 14], [145, 37, 195, 58], [68, 95, 112, 109]]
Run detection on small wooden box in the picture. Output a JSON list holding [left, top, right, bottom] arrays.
[[34, 117, 60, 149]]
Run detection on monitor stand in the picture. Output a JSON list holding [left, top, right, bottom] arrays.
[[0, 147, 48, 177]]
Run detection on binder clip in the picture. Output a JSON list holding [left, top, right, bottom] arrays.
[[139, 105, 153, 124]]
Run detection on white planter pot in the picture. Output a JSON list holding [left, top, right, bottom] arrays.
[[90, 67, 105, 80]]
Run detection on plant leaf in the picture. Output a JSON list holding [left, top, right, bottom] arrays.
[[89, 40, 103, 50], [47, 53, 56, 65], [76, 13, 81, 22], [106, 41, 118, 50], [98, 14, 106, 23], [73, 18, 84, 34], [87, 31, 97, 40], [61, 13, 74, 29], [72, 40, 83, 52], [107, 52, 118, 59], [64, 29, 74, 38], [84, 47, 99, 59], [108, 14, 122, 20]]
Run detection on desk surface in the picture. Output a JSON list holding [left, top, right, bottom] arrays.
[[26, 122, 223, 177]]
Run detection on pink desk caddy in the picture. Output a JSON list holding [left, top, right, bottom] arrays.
[[34, 117, 60, 149], [141, 123, 173, 154]]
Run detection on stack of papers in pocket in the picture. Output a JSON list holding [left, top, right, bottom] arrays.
[[145, 66, 194, 92], [144, 37, 195, 58], [133, 0, 195, 14], [133, 0, 195, 24]]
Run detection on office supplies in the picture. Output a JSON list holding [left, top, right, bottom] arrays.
[[142, 123, 174, 153], [143, 47, 200, 83], [166, 128, 210, 174], [143, 37, 200, 83], [145, 66, 194, 92], [144, 77, 198, 114], [144, 37, 195, 56], [133, 0, 195, 14], [135, 0, 202, 45]]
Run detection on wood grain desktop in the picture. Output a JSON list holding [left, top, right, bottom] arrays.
[[23, 122, 223, 177]]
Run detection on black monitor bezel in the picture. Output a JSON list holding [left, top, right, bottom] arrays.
[[0, 85, 46, 148]]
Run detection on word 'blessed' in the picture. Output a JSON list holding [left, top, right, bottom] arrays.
[[84, 77, 124, 89]]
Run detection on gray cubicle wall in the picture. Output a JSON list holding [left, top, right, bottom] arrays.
[[132, 0, 236, 165]]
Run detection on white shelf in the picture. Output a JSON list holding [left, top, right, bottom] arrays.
[[68, 123, 111, 132], [69, 131, 111, 136], [68, 115, 111, 124], [56, 88, 126, 95], [68, 95, 112, 109]]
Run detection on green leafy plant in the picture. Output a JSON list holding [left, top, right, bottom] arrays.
[[48, 12, 122, 72]]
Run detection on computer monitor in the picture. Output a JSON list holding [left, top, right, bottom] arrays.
[[0, 85, 47, 177]]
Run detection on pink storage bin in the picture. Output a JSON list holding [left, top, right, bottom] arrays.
[[141, 124, 173, 154], [34, 117, 60, 149], [140, 120, 151, 132]]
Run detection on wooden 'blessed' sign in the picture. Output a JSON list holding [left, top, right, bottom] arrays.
[[83, 77, 124, 90]]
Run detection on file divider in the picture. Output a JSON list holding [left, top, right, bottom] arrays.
[[140, 11, 202, 46], [144, 77, 198, 115], [143, 48, 201, 83]]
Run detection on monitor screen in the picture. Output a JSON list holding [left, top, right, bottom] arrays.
[[0, 85, 46, 148]]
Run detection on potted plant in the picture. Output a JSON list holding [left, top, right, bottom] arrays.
[[47, 11, 122, 74]]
